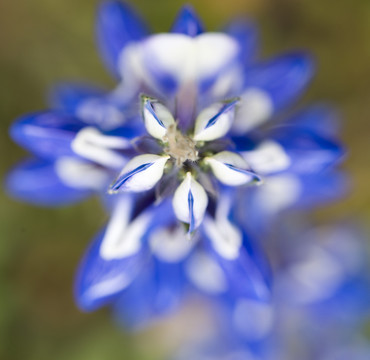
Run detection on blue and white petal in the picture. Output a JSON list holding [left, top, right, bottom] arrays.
[[5, 158, 91, 207], [113, 259, 185, 330], [232, 88, 274, 133], [75, 197, 151, 311], [268, 125, 345, 174], [109, 154, 169, 193], [204, 151, 261, 186], [193, 99, 239, 141], [141, 96, 176, 139], [54, 156, 112, 191], [10, 111, 83, 160], [203, 215, 271, 300], [185, 251, 228, 294], [171, 5, 204, 37], [149, 225, 195, 263], [243, 52, 315, 109], [202, 196, 271, 300], [172, 172, 208, 232], [71, 126, 130, 169], [138, 33, 240, 94], [241, 140, 291, 175], [96, 0, 149, 77]]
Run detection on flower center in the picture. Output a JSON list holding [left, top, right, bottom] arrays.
[[163, 124, 199, 167]]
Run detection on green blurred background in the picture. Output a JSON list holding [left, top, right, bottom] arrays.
[[1, 0, 370, 359]]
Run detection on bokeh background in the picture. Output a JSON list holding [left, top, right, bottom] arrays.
[[1, 0, 370, 359]]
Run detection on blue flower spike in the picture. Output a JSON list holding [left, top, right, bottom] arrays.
[[6, 3, 352, 351]]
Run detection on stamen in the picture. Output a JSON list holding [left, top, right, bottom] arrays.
[[163, 124, 199, 167]]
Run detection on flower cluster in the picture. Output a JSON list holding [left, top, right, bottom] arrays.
[[173, 223, 370, 360], [6, 1, 358, 355]]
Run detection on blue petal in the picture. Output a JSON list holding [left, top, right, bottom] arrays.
[[113, 259, 185, 329], [270, 125, 345, 174], [296, 170, 350, 208], [5, 158, 91, 207], [225, 19, 259, 65], [204, 229, 271, 301], [48, 82, 106, 112], [171, 5, 204, 37], [243, 52, 315, 109], [74, 228, 149, 312], [286, 104, 341, 138], [10, 111, 84, 160], [96, 1, 149, 77]]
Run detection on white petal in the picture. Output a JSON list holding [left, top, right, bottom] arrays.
[[233, 88, 274, 133], [141, 96, 175, 139], [193, 99, 238, 141], [185, 251, 228, 294], [55, 157, 110, 190], [100, 197, 151, 260], [253, 174, 302, 214], [195, 33, 240, 82], [205, 151, 261, 186], [137, 33, 239, 89], [149, 225, 195, 263], [172, 172, 208, 231], [203, 215, 243, 260], [116, 42, 148, 101], [109, 154, 169, 193], [71, 127, 129, 169], [241, 140, 291, 175]]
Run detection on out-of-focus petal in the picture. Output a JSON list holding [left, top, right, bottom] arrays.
[[202, 196, 271, 300], [268, 125, 345, 174], [137, 33, 240, 94], [232, 88, 274, 133], [172, 172, 208, 232], [96, 0, 149, 77], [233, 299, 274, 341], [5, 158, 91, 206], [48, 82, 106, 112], [193, 99, 238, 141], [109, 154, 169, 193], [205, 151, 261, 186], [171, 5, 204, 37], [185, 250, 228, 294], [113, 259, 185, 330], [286, 104, 341, 138], [10, 111, 83, 160], [233, 53, 314, 132], [241, 140, 292, 175], [71, 126, 130, 169], [149, 225, 195, 263], [225, 19, 259, 65], [75, 197, 151, 311], [243, 52, 315, 108]]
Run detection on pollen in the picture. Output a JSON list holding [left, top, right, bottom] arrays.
[[163, 124, 199, 167]]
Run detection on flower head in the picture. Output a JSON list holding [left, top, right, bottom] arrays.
[[6, 2, 346, 322]]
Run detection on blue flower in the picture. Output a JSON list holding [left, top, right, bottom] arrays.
[[6, 2, 346, 320], [171, 224, 370, 360]]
